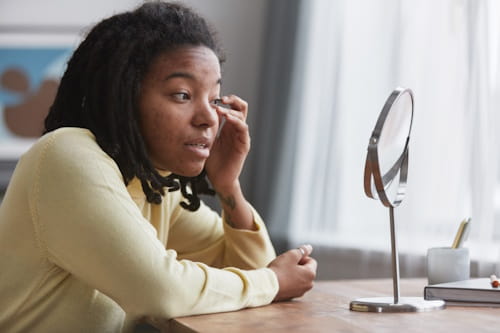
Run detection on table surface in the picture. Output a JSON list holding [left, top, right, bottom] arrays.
[[165, 278, 500, 333]]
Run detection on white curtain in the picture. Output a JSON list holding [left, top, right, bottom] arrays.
[[268, 0, 500, 273]]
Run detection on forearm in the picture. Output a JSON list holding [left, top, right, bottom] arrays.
[[216, 181, 256, 231], [170, 198, 276, 269]]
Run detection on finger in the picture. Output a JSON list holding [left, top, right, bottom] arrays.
[[292, 244, 313, 264], [214, 115, 250, 147], [299, 256, 314, 265], [297, 244, 313, 258], [216, 106, 245, 123], [215, 104, 243, 120], [298, 254, 310, 266], [301, 257, 318, 273], [221, 95, 248, 120], [215, 108, 249, 137]]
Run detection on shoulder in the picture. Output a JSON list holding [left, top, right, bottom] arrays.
[[34, 127, 111, 162], [27, 127, 121, 182], [35, 127, 101, 156]]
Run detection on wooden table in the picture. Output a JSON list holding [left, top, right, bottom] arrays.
[[165, 279, 500, 333]]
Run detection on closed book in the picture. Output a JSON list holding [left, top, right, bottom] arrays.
[[424, 278, 500, 306]]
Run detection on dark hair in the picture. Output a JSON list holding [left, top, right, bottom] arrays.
[[44, 1, 225, 211]]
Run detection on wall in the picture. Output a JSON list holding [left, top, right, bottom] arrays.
[[0, 0, 268, 193]]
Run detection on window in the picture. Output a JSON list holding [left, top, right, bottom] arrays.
[[267, 0, 500, 270]]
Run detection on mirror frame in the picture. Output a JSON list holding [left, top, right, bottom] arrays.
[[363, 87, 414, 208]]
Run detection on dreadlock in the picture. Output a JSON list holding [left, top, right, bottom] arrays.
[[44, 1, 224, 211]]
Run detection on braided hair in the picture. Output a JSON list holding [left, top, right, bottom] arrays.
[[44, 1, 224, 211]]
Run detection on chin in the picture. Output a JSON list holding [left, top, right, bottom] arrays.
[[155, 160, 205, 178], [173, 167, 205, 178]]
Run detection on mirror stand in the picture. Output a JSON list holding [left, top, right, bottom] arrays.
[[350, 207, 445, 312], [349, 88, 445, 313]]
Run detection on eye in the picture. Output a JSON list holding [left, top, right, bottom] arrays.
[[211, 98, 222, 106], [172, 92, 190, 101]]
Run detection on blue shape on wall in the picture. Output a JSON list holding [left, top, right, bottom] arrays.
[[0, 47, 71, 139]]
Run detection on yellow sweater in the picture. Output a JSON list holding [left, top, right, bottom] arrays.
[[0, 128, 278, 332]]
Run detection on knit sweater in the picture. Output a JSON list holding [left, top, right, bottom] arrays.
[[0, 127, 278, 332]]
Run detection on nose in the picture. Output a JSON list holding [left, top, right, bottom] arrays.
[[192, 100, 218, 129]]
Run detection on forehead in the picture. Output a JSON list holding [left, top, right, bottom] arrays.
[[146, 45, 221, 82]]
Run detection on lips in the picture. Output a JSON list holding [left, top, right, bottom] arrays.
[[185, 143, 208, 148], [185, 137, 211, 148], [184, 138, 211, 158]]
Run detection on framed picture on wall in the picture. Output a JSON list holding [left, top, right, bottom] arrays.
[[0, 25, 81, 188]]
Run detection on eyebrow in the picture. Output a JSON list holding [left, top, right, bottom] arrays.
[[164, 72, 222, 85]]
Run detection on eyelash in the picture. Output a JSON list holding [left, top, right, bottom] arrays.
[[172, 92, 190, 101], [211, 98, 223, 106], [171, 92, 221, 106]]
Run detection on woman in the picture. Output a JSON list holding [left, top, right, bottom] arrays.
[[0, 2, 317, 332]]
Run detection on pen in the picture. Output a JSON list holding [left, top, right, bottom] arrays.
[[451, 217, 471, 249]]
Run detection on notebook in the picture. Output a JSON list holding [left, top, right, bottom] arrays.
[[424, 278, 500, 307]]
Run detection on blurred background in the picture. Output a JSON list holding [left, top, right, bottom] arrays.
[[1, 0, 499, 280]]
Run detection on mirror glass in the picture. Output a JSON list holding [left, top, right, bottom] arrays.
[[364, 88, 414, 207]]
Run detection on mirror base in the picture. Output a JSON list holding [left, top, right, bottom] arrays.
[[350, 297, 445, 313]]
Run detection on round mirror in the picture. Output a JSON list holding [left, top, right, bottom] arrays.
[[364, 87, 414, 207], [352, 88, 444, 313]]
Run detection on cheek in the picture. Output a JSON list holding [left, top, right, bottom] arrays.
[[139, 109, 166, 157], [141, 127, 175, 170], [141, 111, 182, 161], [139, 114, 159, 149], [139, 97, 171, 140], [142, 113, 172, 150]]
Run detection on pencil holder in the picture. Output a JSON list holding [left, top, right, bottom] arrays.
[[426, 247, 470, 285]]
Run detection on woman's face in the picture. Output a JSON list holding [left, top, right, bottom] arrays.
[[138, 45, 221, 177]]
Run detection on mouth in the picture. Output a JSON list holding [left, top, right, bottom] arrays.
[[184, 138, 211, 158], [185, 143, 209, 149]]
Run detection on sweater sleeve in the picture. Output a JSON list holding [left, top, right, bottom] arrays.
[[30, 129, 278, 319], [167, 200, 277, 270]]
